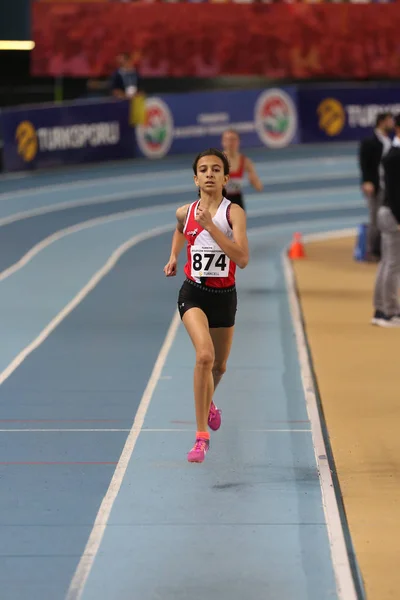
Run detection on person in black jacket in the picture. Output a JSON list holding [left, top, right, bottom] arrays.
[[111, 52, 139, 99], [371, 113, 400, 327], [359, 112, 394, 261]]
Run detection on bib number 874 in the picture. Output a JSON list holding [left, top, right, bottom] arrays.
[[191, 248, 229, 277]]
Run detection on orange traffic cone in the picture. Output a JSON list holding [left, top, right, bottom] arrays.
[[288, 232, 306, 259]]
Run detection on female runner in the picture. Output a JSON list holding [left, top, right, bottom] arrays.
[[164, 148, 249, 463], [221, 128, 263, 211]]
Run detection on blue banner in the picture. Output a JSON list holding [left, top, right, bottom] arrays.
[[0, 99, 135, 172], [298, 86, 400, 143], [134, 87, 299, 159]]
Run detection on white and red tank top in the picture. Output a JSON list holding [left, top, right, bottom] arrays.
[[225, 154, 245, 196], [183, 197, 236, 288]]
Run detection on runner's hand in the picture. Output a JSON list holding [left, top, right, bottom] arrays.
[[164, 258, 177, 277], [195, 205, 213, 230]]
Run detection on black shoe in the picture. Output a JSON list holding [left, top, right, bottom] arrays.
[[371, 309, 386, 325]]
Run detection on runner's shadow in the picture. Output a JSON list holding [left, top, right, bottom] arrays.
[[242, 287, 286, 296]]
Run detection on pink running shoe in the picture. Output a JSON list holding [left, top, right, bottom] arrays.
[[187, 437, 210, 463], [208, 401, 221, 431]]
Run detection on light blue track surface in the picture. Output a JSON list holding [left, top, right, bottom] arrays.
[[0, 143, 363, 600]]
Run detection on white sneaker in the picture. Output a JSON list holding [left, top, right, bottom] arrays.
[[376, 316, 400, 328], [371, 310, 388, 326]]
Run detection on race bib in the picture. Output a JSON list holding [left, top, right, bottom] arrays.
[[190, 246, 230, 278]]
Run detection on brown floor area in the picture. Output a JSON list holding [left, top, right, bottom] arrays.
[[292, 235, 400, 600]]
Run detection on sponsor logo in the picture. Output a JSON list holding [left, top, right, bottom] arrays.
[[254, 89, 297, 148], [317, 98, 345, 136], [317, 98, 400, 135], [15, 120, 120, 162], [186, 228, 199, 236], [15, 121, 38, 162], [345, 103, 400, 128], [136, 97, 174, 159]]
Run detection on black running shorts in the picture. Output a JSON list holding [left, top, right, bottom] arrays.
[[177, 279, 237, 328]]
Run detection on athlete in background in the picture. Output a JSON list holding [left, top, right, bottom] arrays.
[[221, 129, 263, 211]]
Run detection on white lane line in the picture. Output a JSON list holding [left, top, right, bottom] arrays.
[[240, 429, 312, 433], [0, 208, 175, 283], [248, 184, 357, 206], [247, 216, 362, 238], [0, 183, 360, 234], [0, 185, 187, 227], [0, 428, 312, 433], [0, 223, 174, 388], [0, 429, 132, 433], [247, 198, 363, 219], [0, 156, 355, 201], [0, 171, 30, 181], [65, 310, 181, 600], [140, 428, 312, 433], [62, 220, 355, 600], [261, 169, 356, 185], [282, 231, 358, 600], [0, 172, 185, 201], [0, 197, 363, 285], [302, 228, 357, 243]]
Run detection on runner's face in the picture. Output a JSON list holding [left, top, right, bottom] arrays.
[[222, 131, 239, 153], [194, 155, 228, 194]]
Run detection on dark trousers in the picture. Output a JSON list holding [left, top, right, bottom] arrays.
[[367, 189, 384, 259]]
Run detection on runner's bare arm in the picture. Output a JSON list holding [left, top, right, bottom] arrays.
[[171, 204, 189, 255], [203, 204, 249, 269], [164, 204, 189, 277], [245, 157, 263, 192]]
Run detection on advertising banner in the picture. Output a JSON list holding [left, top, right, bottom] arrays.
[[298, 86, 400, 143], [0, 99, 135, 172], [134, 87, 299, 159]]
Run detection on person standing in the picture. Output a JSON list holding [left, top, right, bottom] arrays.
[[111, 51, 139, 99], [359, 112, 394, 261], [371, 113, 400, 328]]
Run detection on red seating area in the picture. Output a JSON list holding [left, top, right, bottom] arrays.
[[32, 3, 400, 78]]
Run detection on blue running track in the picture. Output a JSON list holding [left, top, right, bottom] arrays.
[[0, 143, 363, 600]]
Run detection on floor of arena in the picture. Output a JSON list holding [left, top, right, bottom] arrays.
[[293, 234, 400, 600], [0, 142, 385, 600]]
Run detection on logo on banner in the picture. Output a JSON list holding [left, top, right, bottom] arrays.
[[254, 89, 297, 148], [317, 98, 345, 136], [14, 120, 120, 161], [136, 97, 174, 158], [15, 121, 38, 162]]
